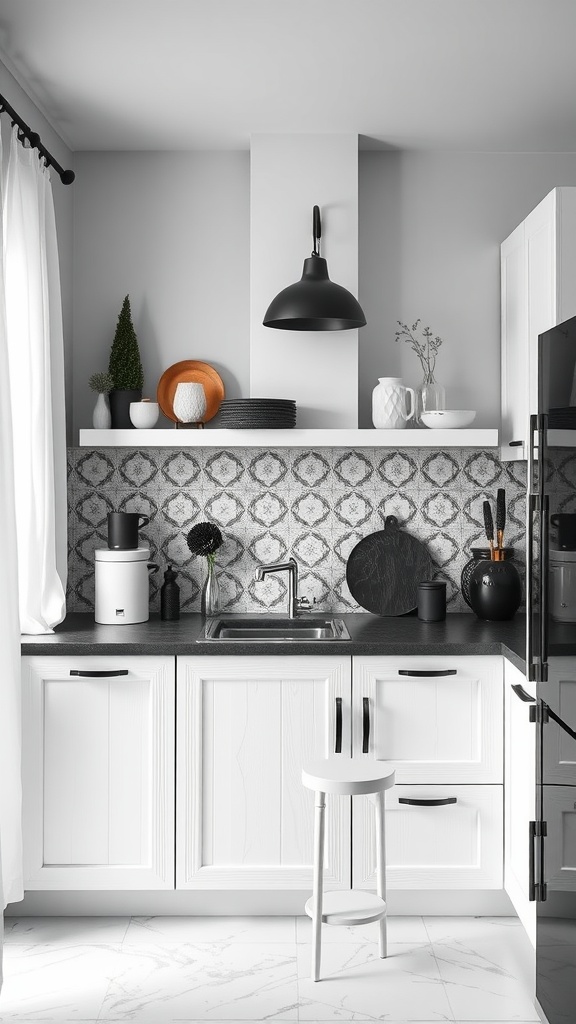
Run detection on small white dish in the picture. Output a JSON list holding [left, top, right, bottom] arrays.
[[129, 400, 160, 428], [421, 410, 476, 429]]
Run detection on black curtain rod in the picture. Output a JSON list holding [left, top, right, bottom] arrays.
[[0, 92, 75, 185]]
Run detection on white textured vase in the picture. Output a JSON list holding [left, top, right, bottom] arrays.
[[92, 392, 112, 429], [372, 377, 415, 429], [173, 382, 207, 424]]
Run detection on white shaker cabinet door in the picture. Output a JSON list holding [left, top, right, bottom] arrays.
[[176, 655, 351, 890], [500, 186, 576, 461], [504, 660, 536, 946], [354, 785, 503, 890], [352, 655, 503, 783], [22, 656, 175, 890], [501, 219, 529, 460]]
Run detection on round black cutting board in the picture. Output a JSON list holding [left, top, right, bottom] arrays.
[[346, 516, 433, 615]]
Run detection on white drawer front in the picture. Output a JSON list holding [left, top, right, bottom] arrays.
[[353, 784, 503, 890], [353, 656, 503, 783]]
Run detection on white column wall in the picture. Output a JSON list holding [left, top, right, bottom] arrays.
[[250, 134, 359, 427]]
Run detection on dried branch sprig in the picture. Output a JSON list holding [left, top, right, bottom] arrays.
[[395, 319, 443, 379]]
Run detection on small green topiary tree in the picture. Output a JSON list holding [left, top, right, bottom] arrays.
[[108, 295, 144, 390]]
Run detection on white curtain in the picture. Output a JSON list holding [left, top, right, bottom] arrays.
[[0, 125, 68, 918], [0, 127, 23, 915], [4, 126, 67, 634]]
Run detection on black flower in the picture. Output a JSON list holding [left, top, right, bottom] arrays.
[[186, 521, 223, 557]]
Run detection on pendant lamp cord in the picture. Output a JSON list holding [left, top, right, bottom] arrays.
[[312, 205, 321, 257]]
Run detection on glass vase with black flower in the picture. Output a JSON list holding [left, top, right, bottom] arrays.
[[201, 553, 220, 617]]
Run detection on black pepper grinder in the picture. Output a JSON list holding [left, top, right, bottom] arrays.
[[160, 565, 180, 621]]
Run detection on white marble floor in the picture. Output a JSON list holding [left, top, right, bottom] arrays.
[[0, 915, 540, 1023]]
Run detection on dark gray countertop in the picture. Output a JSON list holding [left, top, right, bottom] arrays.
[[21, 612, 528, 671]]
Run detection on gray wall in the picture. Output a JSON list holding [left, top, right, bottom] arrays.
[[72, 151, 250, 437], [71, 146, 576, 437], [0, 60, 75, 441], [359, 150, 576, 427]]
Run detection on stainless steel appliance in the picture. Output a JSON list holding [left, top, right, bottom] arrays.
[[525, 316, 576, 1024]]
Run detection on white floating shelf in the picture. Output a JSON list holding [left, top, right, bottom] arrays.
[[79, 428, 498, 448]]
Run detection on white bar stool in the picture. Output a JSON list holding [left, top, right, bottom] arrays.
[[302, 758, 395, 981]]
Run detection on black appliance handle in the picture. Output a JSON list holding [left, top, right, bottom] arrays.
[[398, 669, 457, 677], [526, 413, 538, 681], [69, 669, 129, 677], [398, 797, 457, 807], [540, 491, 549, 679], [362, 696, 370, 753], [512, 683, 536, 703], [334, 697, 342, 754], [528, 412, 538, 494], [509, 440, 524, 447], [529, 820, 536, 901]]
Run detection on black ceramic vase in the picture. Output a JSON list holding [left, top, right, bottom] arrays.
[[109, 388, 142, 429], [468, 558, 522, 621], [461, 547, 515, 607]]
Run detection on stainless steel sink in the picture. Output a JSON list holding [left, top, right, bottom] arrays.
[[201, 616, 351, 642]]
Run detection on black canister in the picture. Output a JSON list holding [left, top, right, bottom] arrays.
[[160, 565, 180, 621], [417, 580, 447, 622]]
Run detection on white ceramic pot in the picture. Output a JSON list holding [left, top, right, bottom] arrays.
[[173, 382, 207, 423], [372, 377, 415, 429], [92, 392, 112, 429], [129, 400, 160, 428]]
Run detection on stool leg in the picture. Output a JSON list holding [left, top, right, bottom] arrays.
[[375, 790, 387, 958], [311, 790, 326, 981]]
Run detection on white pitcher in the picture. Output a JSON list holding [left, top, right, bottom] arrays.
[[372, 377, 415, 429]]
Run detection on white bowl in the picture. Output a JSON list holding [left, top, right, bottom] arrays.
[[129, 401, 160, 429], [421, 410, 476, 429]]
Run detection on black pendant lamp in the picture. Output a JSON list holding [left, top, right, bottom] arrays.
[[263, 205, 367, 331]]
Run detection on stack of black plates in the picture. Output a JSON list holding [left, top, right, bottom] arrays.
[[218, 399, 297, 428]]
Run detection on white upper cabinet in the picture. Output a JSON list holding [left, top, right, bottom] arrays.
[[501, 187, 576, 461]]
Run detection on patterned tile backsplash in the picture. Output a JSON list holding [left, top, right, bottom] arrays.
[[67, 447, 527, 614]]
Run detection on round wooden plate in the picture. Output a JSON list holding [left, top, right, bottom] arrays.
[[156, 360, 225, 423]]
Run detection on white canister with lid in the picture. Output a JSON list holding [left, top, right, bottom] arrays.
[[550, 548, 576, 622], [95, 547, 159, 624]]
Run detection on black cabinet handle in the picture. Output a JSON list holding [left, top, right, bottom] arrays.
[[509, 440, 524, 447], [362, 696, 370, 753], [512, 683, 535, 703], [529, 820, 536, 901], [69, 669, 129, 677], [334, 697, 342, 753], [398, 797, 457, 806], [398, 669, 457, 677]]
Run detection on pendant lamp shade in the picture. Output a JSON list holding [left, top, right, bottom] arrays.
[[263, 206, 367, 331]]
